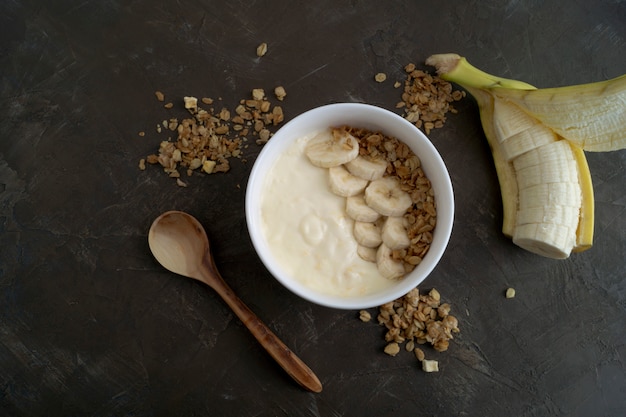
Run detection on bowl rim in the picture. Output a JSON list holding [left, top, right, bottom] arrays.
[[245, 102, 454, 309]]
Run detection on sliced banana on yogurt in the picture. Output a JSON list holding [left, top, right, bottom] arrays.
[[376, 243, 406, 280], [304, 127, 417, 280], [345, 155, 388, 180], [353, 221, 383, 248], [305, 128, 360, 168], [364, 177, 413, 217], [345, 194, 381, 223], [381, 216, 411, 250], [356, 244, 378, 263], [328, 165, 368, 197]]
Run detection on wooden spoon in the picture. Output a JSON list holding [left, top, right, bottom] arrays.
[[148, 210, 322, 393]]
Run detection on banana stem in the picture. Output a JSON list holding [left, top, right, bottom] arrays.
[[426, 54, 536, 90]]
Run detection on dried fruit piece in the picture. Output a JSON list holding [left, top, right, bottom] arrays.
[[422, 359, 439, 372], [183, 96, 198, 112]]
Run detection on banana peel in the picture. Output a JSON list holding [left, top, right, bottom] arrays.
[[426, 53, 625, 258]]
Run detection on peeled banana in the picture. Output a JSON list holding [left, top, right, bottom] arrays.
[[426, 53, 625, 259]]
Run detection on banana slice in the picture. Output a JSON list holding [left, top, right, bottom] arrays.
[[345, 155, 388, 180], [381, 216, 410, 250], [356, 245, 377, 262], [353, 221, 382, 248], [515, 157, 576, 190], [328, 165, 369, 197], [518, 182, 581, 208], [346, 195, 381, 222], [376, 243, 406, 280], [500, 123, 558, 161], [516, 205, 580, 228], [364, 177, 413, 216], [493, 98, 534, 140], [305, 128, 360, 168], [513, 222, 576, 259], [513, 140, 575, 170]]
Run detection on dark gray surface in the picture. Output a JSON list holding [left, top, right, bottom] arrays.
[[1, 0, 625, 416]]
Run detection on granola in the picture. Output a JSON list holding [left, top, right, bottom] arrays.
[[141, 89, 286, 185], [397, 63, 465, 135]]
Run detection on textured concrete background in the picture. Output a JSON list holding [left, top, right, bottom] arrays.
[[1, 0, 625, 416]]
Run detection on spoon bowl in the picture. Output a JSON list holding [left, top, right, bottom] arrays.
[[148, 210, 322, 393]]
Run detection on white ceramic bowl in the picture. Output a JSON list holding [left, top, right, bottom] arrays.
[[245, 103, 454, 310]]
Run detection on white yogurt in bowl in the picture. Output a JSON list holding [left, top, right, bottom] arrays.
[[245, 103, 454, 310]]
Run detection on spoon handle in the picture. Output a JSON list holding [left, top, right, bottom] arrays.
[[204, 265, 323, 393]]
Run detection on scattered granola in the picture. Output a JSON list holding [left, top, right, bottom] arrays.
[[251, 88, 265, 101], [359, 310, 372, 322], [375, 72, 387, 83], [397, 63, 465, 135], [274, 86, 287, 101], [506, 287, 516, 298], [414, 347, 425, 361], [140, 90, 286, 185], [383, 342, 400, 356], [362, 287, 459, 372], [256, 42, 268, 57]]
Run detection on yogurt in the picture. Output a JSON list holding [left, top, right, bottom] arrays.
[[259, 132, 396, 298]]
